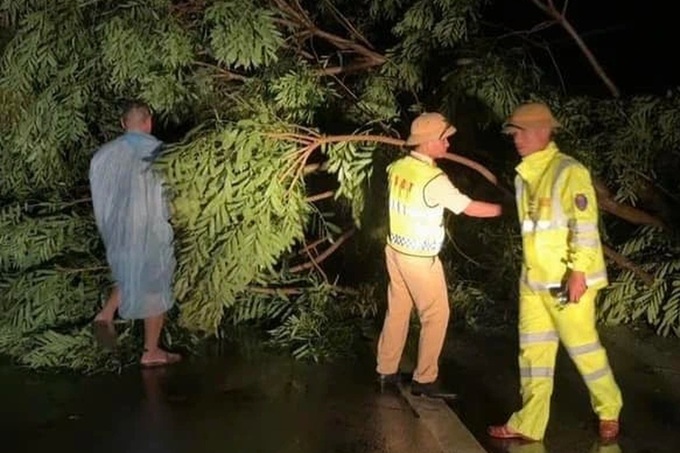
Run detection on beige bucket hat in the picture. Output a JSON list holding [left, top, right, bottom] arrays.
[[405, 112, 456, 146], [502, 102, 561, 132]]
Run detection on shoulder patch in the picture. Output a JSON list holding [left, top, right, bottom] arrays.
[[575, 193, 588, 211]]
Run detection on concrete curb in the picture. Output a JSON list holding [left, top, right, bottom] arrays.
[[397, 383, 488, 453]]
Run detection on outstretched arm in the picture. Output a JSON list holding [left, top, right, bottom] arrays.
[[463, 200, 502, 218], [425, 174, 502, 217]]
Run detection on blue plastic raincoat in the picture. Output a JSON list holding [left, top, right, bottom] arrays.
[[89, 131, 176, 320]]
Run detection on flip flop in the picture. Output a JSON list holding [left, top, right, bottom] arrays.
[[92, 320, 118, 350], [488, 425, 535, 441], [141, 351, 182, 368]]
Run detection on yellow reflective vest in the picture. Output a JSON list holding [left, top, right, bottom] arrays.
[[386, 154, 445, 257], [515, 142, 608, 292]]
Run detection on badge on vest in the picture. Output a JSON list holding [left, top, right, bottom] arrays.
[[575, 193, 588, 211]]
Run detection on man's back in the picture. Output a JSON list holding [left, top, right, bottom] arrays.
[[89, 131, 166, 249]]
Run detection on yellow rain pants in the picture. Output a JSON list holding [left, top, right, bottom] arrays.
[[506, 287, 623, 440]]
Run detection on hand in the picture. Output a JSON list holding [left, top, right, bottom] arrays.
[[567, 271, 587, 303]]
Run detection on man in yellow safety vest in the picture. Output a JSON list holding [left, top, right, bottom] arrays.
[[488, 102, 623, 441], [377, 112, 502, 398]]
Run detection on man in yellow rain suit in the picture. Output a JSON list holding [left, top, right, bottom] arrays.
[[376, 112, 502, 398], [488, 103, 623, 441]]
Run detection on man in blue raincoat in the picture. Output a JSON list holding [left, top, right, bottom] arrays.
[[90, 101, 180, 367]]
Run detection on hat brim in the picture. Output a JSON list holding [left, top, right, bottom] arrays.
[[405, 125, 456, 146]]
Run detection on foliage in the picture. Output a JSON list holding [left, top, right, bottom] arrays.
[[599, 226, 680, 337], [264, 281, 378, 361], [159, 118, 314, 332], [0, 0, 485, 371]]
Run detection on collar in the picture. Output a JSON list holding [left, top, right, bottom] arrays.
[[515, 141, 559, 182], [409, 151, 435, 166], [125, 130, 155, 139]]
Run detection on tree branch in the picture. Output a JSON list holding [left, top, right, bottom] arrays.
[[298, 237, 329, 256], [310, 28, 386, 65], [290, 228, 356, 273], [321, 0, 375, 50], [56, 265, 108, 274], [594, 179, 667, 230], [529, 0, 620, 97], [603, 245, 655, 286], [271, 0, 386, 73], [271, 132, 500, 192], [315, 59, 385, 76], [192, 60, 248, 82], [306, 190, 335, 203], [437, 154, 498, 186]]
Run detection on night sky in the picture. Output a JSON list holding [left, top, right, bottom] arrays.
[[482, 1, 679, 97]]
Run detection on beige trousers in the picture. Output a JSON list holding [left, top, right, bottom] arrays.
[[376, 245, 450, 384]]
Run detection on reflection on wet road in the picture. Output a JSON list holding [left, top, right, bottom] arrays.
[[2, 344, 441, 453]]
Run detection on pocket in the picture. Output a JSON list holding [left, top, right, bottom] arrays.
[[530, 237, 568, 279]]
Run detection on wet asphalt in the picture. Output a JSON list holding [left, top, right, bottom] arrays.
[[1, 341, 442, 453], [2, 325, 679, 453]]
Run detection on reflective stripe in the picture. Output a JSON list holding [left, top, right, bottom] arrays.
[[520, 367, 554, 378], [566, 341, 602, 356], [521, 269, 608, 291], [388, 233, 442, 253], [517, 157, 574, 232], [570, 237, 600, 247], [520, 331, 559, 344], [550, 157, 575, 224], [522, 219, 569, 233], [583, 366, 610, 382], [570, 222, 598, 233]]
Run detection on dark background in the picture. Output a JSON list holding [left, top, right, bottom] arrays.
[[482, 0, 679, 96]]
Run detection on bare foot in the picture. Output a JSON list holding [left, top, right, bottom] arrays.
[[141, 349, 182, 368]]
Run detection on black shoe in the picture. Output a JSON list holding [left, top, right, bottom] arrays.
[[410, 380, 458, 400], [379, 373, 401, 384], [377, 373, 401, 393]]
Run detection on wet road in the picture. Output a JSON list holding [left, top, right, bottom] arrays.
[[2, 324, 679, 453], [1, 342, 442, 453], [434, 325, 680, 453]]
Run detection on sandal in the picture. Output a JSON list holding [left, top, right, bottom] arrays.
[[488, 424, 535, 441], [141, 351, 182, 368], [599, 420, 620, 440]]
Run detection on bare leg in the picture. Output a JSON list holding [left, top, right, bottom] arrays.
[[140, 314, 181, 366], [93, 286, 120, 349], [95, 285, 120, 322], [143, 314, 164, 353]]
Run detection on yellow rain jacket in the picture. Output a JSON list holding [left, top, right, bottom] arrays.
[[386, 155, 444, 256], [515, 142, 607, 291]]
